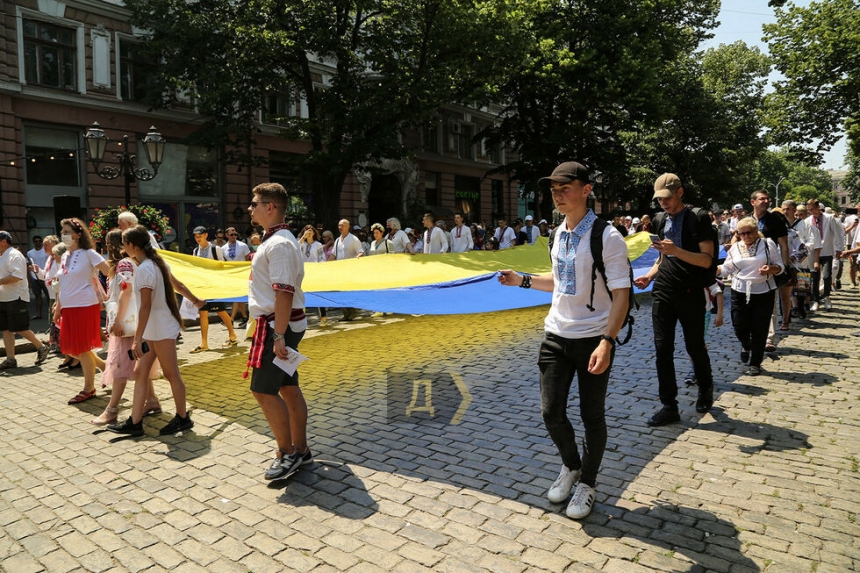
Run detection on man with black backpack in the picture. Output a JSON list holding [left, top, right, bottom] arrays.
[[633, 173, 717, 426], [498, 161, 630, 520]]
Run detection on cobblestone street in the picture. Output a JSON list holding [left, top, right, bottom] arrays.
[[1, 289, 858, 572]]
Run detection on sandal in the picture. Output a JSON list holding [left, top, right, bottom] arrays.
[[91, 407, 119, 426], [143, 400, 163, 417], [68, 389, 96, 404], [190, 346, 209, 354], [779, 322, 789, 331], [222, 338, 238, 348]]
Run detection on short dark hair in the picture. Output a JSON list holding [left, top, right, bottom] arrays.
[[750, 190, 769, 201], [423, 212, 436, 223], [252, 182, 289, 210]]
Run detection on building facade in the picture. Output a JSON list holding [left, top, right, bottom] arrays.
[[1, 0, 520, 252]]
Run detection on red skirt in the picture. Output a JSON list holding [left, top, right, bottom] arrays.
[[59, 305, 103, 356]]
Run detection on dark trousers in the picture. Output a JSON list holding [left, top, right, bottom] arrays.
[[538, 333, 611, 487], [652, 286, 713, 408], [730, 289, 776, 368], [811, 255, 834, 301]]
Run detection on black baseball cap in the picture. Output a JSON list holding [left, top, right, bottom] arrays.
[[538, 161, 590, 185]]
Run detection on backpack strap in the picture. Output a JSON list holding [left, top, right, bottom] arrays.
[[587, 218, 610, 312]]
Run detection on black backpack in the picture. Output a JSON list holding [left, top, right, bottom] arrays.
[[548, 218, 639, 345], [652, 206, 719, 288]]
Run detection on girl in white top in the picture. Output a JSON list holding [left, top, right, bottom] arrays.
[[298, 225, 326, 263], [55, 218, 110, 405], [108, 225, 192, 437]]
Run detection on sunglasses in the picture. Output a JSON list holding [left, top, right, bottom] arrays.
[[738, 230, 756, 237], [249, 201, 273, 209]]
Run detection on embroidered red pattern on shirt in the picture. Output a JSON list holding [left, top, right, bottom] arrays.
[[273, 283, 295, 294]]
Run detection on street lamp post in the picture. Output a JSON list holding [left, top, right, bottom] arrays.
[[83, 122, 166, 206], [773, 175, 786, 207]]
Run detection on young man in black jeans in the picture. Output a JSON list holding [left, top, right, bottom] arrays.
[[634, 173, 717, 426], [499, 161, 630, 520]]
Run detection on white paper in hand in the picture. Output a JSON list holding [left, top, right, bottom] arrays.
[[179, 297, 199, 321], [273, 348, 309, 376]]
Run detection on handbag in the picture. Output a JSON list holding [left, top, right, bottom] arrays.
[[764, 240, 797, 288], [105, 300, 137, 337]]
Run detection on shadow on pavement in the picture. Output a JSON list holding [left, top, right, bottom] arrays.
[[697, 409, 811, 454], [271, 459, 378, 520]]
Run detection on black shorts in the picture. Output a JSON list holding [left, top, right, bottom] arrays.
[[201, 301, 226, 312], [250, 325, 305, 395], [0, 298, 30, 332]]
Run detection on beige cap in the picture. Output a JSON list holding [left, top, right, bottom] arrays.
[[653, 173, 682, 199]]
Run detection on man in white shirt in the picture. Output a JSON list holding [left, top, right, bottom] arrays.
[[523, 215, 540, 244], [191, 226, 238, 351], [494, 216, 516, 249], [806, 199, 844, 310], [782, 200, 820, 319], [332, 219, 364, 320], [332, 220, 364, 260], [0, 231, 50, 370], [386, 218, 412, 253], [26, 235, 50, 319], [449, 213, 474, 253], [498, 161, 629, 520], [223, 227, 252, 328], [420, 212, 448, 254], [436, 220, 452, 253], [246, 183, 313, 481]]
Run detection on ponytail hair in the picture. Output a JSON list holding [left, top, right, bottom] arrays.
[[105, 229, 125, 277], [122, 225, 183, 328]]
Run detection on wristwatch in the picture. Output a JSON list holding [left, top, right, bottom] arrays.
[[273, 332, 286, 342], [600, 335, 617, 347]]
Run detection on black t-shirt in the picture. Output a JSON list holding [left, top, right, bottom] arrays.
[[756, 210, 788, 241], [655, 206, 717, 291]]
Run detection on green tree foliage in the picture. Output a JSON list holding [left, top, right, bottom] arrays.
[[482, 0, 720, 217], [764, 0, 860, 163], [124, 0, 512, 228]]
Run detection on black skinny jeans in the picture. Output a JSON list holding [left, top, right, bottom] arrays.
[[730, 288, 776, 368], [538, 333, 611, 487], [652, 285, 714, 408], [811, 255, 834, 302]]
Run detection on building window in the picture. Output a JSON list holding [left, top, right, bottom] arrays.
[[491, 179, 504, 218], [23, 19, 77, 91], [454, 176, 480, 223], [422, 123, 439, 153], [425, 172, 440, 206], [186, 147, 219, 197], [458, 124, 474, 160], [120, 42, 157, 102], [24, 126, 80, 187], [262, 92, 300, 125]]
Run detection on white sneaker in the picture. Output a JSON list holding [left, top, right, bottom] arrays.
[[566, 482, 595, 519], [824, 297, 832, 310], [547, 464, 581, 503], [810, 301, 819, 312]]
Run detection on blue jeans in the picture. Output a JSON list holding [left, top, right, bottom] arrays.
[[652, 286, 713, 408], [538, 333, 612, 486]]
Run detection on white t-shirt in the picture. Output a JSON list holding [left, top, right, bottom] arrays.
[[27, 248, 49, 280], [299, 241, 326, 263], [422, 227, 448, 254], [450, 225, 474, 253], [495, 226, 516, 249], [333, 233, 363, 260], [135, 259, 181, 341], [0, 247, 30, 302], [390, 230, 411, 254], [248, 229, 307, 332], [58, 248, 105, 308], [544, 214, 630, 339], [222, 240, 251, 262]]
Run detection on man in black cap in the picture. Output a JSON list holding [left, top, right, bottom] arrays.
[[499, 161, 630, 520], [634, 173, 717, 426]]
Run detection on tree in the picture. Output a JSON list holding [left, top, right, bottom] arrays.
[[482, 0, 720, 218], [124, 0, 512, 228], [763, 0, 860, 163]]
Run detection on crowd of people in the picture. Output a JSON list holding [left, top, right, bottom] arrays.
[[1, 168, 858, 523]]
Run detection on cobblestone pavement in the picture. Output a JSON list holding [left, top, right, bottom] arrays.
[[0, 288, 858, 573]]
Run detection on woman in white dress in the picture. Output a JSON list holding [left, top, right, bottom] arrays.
[[108, 225, 192, 437]]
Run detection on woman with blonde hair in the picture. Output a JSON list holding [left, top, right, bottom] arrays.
[[56, 218, 111, 404], [717, 217, 784, 376]]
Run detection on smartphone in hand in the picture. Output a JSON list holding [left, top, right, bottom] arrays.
[[649, 234, 661, 243], [128, 341, 150, 361]]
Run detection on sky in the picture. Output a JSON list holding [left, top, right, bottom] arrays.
[[702, 0, 848, 170]]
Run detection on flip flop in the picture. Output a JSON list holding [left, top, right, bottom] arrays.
[[222, 339, 238, 348], [190, 346, 209, 354], [68, 389, 96, 404]]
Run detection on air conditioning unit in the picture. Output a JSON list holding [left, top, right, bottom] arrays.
[[450, 122, 462, 135]]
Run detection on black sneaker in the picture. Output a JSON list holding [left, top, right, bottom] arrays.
[[264, 449, 304, 480], [0, 357, 17, 370], [695, 385, 714, 413], [740, 350, 750, 364], [744, 366, 762, 376], [647, 406, 680, 427], [158, 413, 194, 435], [107, 417, 144, 437], [298, 448, 314, 466], [35, 345, 50, 366], [683, 376, 697, 386]]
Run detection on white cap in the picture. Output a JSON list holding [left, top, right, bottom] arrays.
[[405, 227, 413, 234], [539, 219, 547, 225], [632, 217, 640, 224], [625, 216, 632, 220], [525, 215, 533, 221]]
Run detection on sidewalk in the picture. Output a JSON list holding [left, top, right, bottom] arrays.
[[0, 290, 858, 572]]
